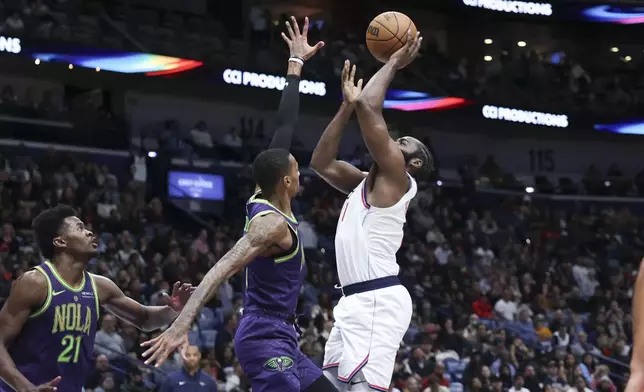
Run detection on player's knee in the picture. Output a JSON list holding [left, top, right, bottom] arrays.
[[322, 369, 346, 392]]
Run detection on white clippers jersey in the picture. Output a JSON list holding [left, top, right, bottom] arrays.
[[335, 174, 417, 286]]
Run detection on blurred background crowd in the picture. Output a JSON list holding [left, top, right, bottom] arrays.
[[0, 0, 642, 391]]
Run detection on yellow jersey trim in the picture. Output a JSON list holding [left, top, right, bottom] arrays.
[[30, 266, 52, 318], [248, 194, 298, 224], [45, 261, 85, 292], [88, 273, 101, 322]]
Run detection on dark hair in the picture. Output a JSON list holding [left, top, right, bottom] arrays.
[[252, 148, 291, 196], [32, 204, 77, 259], [404, 139, 435, 177]]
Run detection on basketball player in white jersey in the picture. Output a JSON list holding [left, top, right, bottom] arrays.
[[311, 31, 431, 392]]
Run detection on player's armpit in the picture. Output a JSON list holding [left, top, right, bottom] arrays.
[[94, 275, 176, 332], [0, 270, 48, 391]]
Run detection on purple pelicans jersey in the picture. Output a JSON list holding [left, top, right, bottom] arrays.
[[242, 192, 305, 314], [234, 192, 322, 392], [0, 261, 100, 392]]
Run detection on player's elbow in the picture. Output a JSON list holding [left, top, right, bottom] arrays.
[[309, 154, 327, 173]]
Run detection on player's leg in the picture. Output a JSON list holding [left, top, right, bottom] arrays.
[[334, 294, 373, 387], [360, 286, 413, 392], [323, 322, 346, 391], [235, 316, 301, 392], [323, 368, 348, 392], [296, 349, 340, 392]]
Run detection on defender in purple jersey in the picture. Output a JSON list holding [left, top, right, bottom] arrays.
[[141, 16, 338, 392], [0, 205, 195, 392]]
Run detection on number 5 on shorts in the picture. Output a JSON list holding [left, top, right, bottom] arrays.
[[58, 334, 82, 363]]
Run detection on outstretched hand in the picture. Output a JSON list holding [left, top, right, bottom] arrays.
[[281, 16, 325, 61], [160, 281, 196, 313], [389, 30, 423, 70], [30, 376, 61, 391], [341, 60, 363, 105], [141, 326, 189, 368]]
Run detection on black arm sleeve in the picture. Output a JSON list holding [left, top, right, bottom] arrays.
[[268, 74, 301, 150]]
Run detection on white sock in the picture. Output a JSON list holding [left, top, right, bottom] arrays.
[[323, 368, 348, 392]]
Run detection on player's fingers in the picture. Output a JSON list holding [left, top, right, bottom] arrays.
[[140, 335, 159, 347], [144, 343, 167, 365], [291, 16, 300, 37], [153, 348, 170, 368], [285, 21, 295, 39], [172, 281, 181, 292], [158, 291, 170, 303], [280, 32, 291, 45], [311, 41, 324, 54], [144, 345, 163, 365], [405, 29, 413, 47], [303, 16, 309, 37], [357, 78, 364, 89], [413, 32, 421, 48], [350, 64, 357, 84], [180, 283, 191, 291], [341, 60, 349, 82], [415, 37, 423, 55], [141, 335, 163, 352]]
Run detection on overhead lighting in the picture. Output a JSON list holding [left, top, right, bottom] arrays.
[[95, 67, 101, 72], [525, 187, 535, 194], [34, 58, 40, 65], [68, 64, 74, 70], [484, 38, 493, 45], [624, 56, 632, 62], [611, 47, 619, 53], [484, 55, 493, 62], [517, 41, 527, 47]]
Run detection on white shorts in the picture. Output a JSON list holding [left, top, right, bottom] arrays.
[[322, 284, 413, 391]]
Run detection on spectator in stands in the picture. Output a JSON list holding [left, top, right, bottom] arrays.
[[568, 376, 593, 392], [159, 345, 217, 392], [94, 314, 127, 360], [190, 121, 214, 149], [222, 128, 242, 149], [85, 354, 111, 391], [508, 375, 529, 392], [494, 289, 519, 321], [214, 312, 238, 364], [92, 372, 118, 392], [4, 12, 24, 34]]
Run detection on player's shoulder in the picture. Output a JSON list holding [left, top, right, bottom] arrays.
[[15, 267, 50, 292], [8, 268, 49, 305], [248, 209, 288, 230]]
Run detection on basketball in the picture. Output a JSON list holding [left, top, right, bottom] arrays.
[[366, 11, 417, 63]]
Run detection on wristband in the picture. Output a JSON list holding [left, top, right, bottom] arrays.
[[288, 56, 304, 66]]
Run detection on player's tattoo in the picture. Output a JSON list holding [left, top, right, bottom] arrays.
[[171, 213, 288, 333]]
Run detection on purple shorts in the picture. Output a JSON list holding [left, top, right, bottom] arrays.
[[234, 314, 322, 392]]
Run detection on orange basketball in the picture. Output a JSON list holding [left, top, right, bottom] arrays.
[[366, 11, 418, 63]]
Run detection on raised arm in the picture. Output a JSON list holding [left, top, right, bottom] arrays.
[[626, 258, 644, 392], [354, 31, 422, 187], [267, 16, 324, 151], [140, 213, 290, 367], [95, 276, 194, 332], [311, 60, 366, 194], [0, 270, 61, 392]]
